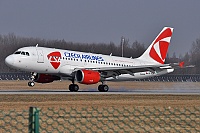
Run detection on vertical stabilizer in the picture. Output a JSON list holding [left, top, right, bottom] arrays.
[[138, 27, 173, 64]]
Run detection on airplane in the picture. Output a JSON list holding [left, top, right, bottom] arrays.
[[5, 27, 182, 92]]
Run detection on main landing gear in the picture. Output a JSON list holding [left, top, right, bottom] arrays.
[[68, 80, 109, 92], [69, 84, 79, 92], [98, 84, 109, 92], [69, 79, 79, 92], [98, 81, 109, 92], [28, 72, 36, 87]]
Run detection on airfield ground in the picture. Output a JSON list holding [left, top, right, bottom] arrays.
[[0, 81, 199, 110], [0, 81, 199, 132]]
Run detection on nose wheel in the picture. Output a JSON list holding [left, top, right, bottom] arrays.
[[28, 81, 35, 87], [28, 72, 37, 87]]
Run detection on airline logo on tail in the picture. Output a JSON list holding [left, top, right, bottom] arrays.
[[149, 28, 173, 64], [47, 52, 61, 69]]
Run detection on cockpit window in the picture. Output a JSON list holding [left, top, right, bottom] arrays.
[[14, 51, 30, 56], [14, 51, 21, 54], [26, 52, 30, 56], [21, 52, 26, 55]]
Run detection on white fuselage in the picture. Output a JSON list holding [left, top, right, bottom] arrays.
[[5, 46, 174, 80]]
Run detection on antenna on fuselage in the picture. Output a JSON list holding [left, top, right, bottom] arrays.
[[36, 44, 39, 47]]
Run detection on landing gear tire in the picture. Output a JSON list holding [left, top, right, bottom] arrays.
[[28, 81, 35, 87], [69, 84, 79, 92], [98, 85, 109, 92], [28, 72, 37, 87]]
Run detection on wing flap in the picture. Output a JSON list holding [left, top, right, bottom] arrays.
[[88, 64, 169, 72]]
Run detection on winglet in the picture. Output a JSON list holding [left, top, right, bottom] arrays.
[[179, 61, 184, 68]]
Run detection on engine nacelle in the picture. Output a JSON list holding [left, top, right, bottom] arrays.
[[34, 74, 61, 83], [75, 69, 100, 84]]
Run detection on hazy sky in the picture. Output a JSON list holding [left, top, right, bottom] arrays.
[[0, 0, 200, 56]]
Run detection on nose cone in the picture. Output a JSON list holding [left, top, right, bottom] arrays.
[[5, 55, 14, 67]]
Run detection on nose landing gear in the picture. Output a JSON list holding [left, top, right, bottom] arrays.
[[28, 72, 37, 87], [28, 81, 35, 87]]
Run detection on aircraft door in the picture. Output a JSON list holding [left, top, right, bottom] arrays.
[[36, 49, 44, 63]]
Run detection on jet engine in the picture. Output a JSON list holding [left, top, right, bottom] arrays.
[[34, 74, 61, 83], [75, 69, 101, 84]]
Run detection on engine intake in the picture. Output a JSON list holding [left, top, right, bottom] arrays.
[[75, 69, 100, 84]]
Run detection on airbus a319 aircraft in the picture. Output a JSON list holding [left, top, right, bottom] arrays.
[[5, 27, 182, 92]]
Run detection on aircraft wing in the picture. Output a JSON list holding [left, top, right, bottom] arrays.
[[77, 62, 192, 78], [87, 64, 169, 72], [73, 64, 171, 78], [61, 62, 194, 79]]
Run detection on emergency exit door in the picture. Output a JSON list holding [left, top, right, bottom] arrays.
[[37, 49, 44, 63]]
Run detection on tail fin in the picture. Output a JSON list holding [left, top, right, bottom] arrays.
[[138, 27, 173, 64]]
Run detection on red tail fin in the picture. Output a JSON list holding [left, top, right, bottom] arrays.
[[138, 27, 173, 64]]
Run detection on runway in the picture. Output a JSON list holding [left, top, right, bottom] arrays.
[[0, 81, 200, 95], [1, 88, 200, 95]]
